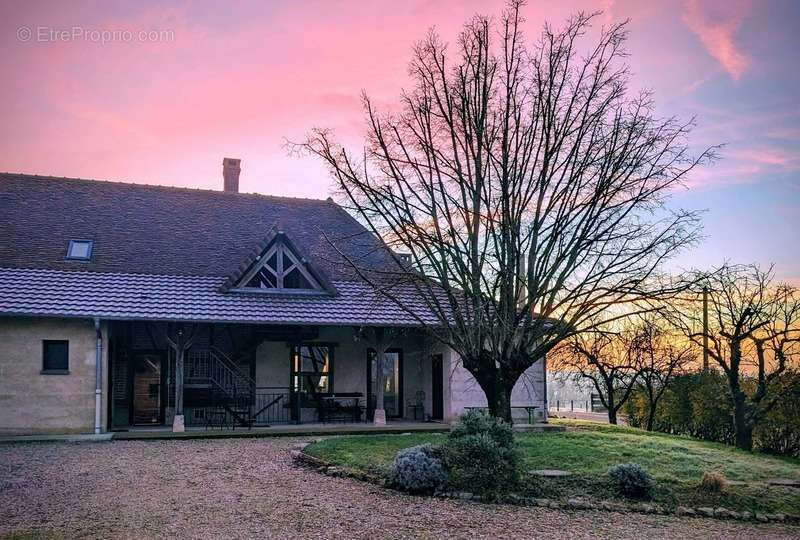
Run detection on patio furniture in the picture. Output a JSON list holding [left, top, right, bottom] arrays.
[[407, 390, 425, 421], [318, 393, 364, 423], [204, 407, 230, 430]]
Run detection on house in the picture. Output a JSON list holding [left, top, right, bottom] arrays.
[[0, 160, 547, 435]]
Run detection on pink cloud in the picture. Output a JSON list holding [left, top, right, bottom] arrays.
[[733, 149, 799, 170], [682, 0, 750, 80]]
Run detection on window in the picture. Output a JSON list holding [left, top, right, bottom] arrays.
[[237, 236, 323, 292], [66, 239, 94, 260], [42, 340, 69, 373], [290, 345, 333, 396]]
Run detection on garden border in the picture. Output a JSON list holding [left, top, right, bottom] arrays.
[[291, 441, 799, 525]]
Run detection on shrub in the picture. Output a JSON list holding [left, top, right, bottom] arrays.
[[449, 409, 515, 450], [624, 372, 735, 444], [627, 371, 800, 458], [754, 375, 800, 458], [387, 444, 447, 493], [699, 471, 728, 493], [439, 410, 519, 499], [607, 463, 655, 500]]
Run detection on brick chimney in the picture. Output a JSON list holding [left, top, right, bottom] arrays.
[[222, 157, 241, 193]]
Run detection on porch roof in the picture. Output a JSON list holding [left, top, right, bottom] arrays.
[[0, 267, 435, 326]]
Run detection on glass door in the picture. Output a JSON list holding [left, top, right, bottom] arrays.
[[431, 354, 444, 420], [132, 353, 164, 425], [367, 349, 403, 418]]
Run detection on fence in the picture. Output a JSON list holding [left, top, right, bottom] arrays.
[[253, 387, 292, 425], [551, 394, 608, 413]]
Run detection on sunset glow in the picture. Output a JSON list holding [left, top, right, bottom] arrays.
[[1, 0, 798, 280]]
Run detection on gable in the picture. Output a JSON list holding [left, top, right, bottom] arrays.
[[233, 232, 330, 294]]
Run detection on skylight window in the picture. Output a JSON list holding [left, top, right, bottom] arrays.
[[66, 239, 94, 261]]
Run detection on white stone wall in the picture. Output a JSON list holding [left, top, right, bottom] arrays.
[[446, 351, 547, 423], [0, 317, 109, 435]]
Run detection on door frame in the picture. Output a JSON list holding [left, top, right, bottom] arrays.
[[287, 342, 337, 422], [128, 350, 167, 426], [366, 348, 404, 419], [431, 353, 444, 420]]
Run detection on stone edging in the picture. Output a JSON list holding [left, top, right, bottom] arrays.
[[291, 442, 798, 525]]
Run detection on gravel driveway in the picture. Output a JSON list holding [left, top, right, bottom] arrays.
[[0, 437, 797, 539]]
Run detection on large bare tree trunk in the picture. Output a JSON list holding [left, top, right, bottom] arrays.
[[732, 391, 754, 451], [474, 370, 513, 423]]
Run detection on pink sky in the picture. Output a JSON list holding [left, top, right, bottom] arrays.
[[1, 0, 798, 281]]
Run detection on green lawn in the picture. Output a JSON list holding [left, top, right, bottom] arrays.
[[306, 420, 800, 514]]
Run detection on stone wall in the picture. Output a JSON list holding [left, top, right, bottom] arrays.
[[0, 317, 108, 435]]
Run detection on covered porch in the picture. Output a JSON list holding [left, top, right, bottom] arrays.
[[107, 321, 448, 431], [112, 421, 450, 440]]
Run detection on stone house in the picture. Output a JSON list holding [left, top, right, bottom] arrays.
[[0, 161, 546, 435]]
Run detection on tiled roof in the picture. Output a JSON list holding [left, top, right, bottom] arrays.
[[0, 173, 397, 280], [0, 267, 434, 326]]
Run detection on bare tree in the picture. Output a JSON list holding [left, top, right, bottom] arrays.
[[675, 265, 800, 450], [631, 317, 693, 431], [297, 2, 713, 421], [553, 322, 643, 424]]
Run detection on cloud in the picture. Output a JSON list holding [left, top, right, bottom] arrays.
[[681, 0, 750, 80]]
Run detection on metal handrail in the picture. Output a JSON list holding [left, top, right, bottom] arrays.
[[209, 346, 256, 392]]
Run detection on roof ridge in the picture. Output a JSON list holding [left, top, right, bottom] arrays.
[[0, 171, 334, 205]]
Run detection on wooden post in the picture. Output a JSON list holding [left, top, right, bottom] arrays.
[[160, 323, 198, 433], [373, 328, 387, 425], [362, 326, 395, 426], [702, 286, 709, 372], [175, 329, 185, 421]]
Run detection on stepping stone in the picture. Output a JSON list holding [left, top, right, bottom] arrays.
[[726, 480, 748, 486], [531, 469, 572, 478], [766, 478, 800, 488]]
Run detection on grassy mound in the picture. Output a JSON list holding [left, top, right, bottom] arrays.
[[306, 420, 800, 514]]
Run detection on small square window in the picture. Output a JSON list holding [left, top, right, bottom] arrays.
[[66, 239, 93, 260], [42, 340, 69, 373]]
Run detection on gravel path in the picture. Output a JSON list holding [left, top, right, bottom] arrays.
[[0, 437, 797, 539]]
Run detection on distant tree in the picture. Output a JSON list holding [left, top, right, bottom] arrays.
[[675, 265, 800, 450], [297, 2, 713, 421], [630, 317, 694, 431], [554, 321, 643, 425]]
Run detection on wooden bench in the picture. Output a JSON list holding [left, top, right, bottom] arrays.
[[317, 393, 364, 423]]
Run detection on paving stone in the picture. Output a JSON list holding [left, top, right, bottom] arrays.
[[766, 478, 800, 488], [531, 469, 572, 478], [676, 506, 696, 517], [697, 507, 715, 518]]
